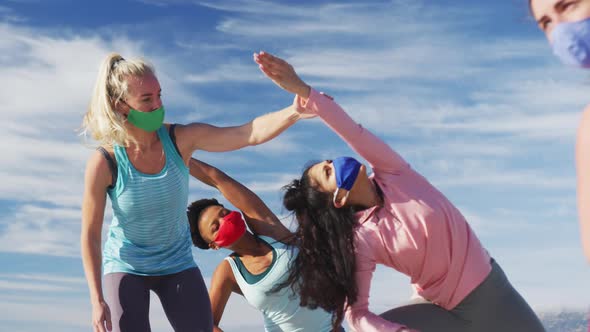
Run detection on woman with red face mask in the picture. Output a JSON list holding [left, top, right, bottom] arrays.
[[252, 52, 546, 332], [529, 0, 590, 265], [186, 158, 338, 332]]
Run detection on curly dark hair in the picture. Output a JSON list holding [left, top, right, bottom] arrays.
[[187, 198, 223, 250], [273, 165, 358, 331]]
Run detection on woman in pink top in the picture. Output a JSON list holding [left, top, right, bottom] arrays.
[[254, 52, 545, 332]]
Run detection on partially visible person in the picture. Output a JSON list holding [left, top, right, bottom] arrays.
[[529, 0, 590, 262], [187, 158, 337, 332]]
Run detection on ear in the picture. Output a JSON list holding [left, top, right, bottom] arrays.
[[113, 98, 130, 117], [209, 242, 221, 250], [333, 189, 349, 208]]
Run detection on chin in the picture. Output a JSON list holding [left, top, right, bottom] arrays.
[[359, 164, 369, 176], [352, 164, 368, 185]]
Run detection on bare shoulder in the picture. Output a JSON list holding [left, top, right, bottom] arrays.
[[85, 148, 113, 187], [87, 148, 109, 170], [213, 258, 235, 280], [170, 122, 210, 151], [211, 258, 241, 293]]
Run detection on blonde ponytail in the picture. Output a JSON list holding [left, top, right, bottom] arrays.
[[81, 53, 155, 147]]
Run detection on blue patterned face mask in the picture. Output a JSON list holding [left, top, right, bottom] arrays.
[[551, 17, 590, 68], [332, 156, 362, 206]]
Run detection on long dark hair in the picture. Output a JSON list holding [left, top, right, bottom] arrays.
[[274, 165, 358, 331]]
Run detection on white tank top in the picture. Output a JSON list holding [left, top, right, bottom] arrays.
[[225, 236, 333, 332]]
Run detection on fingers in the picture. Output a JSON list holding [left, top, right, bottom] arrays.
[[105, 306, 112, 331], [258, 63, 281, 81], [254, 50, 307, 95], [254, 51, 290, 74], [93, 320, 106, 332], [92, 302, 111, 332], [254, 53, 274, 77]]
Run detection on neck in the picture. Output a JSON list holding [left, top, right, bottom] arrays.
[[347, 177, 381, 209], [228, 232, 269, 257], [125, 125, 159, 151]]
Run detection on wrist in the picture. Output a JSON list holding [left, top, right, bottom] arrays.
[[90, 295, 106, 306], [296, 84, 311, 100]]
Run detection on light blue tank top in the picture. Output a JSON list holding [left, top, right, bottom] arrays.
[[226, 236, 333, 332], [103, 125, 196, 275]]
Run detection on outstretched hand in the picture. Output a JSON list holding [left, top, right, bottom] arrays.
[[254, 51, 310, 99]]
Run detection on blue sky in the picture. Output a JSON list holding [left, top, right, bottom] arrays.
[[1, 0, 589, 331]]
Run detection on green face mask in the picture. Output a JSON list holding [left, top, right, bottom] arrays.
[[127, 106, 165, 132]]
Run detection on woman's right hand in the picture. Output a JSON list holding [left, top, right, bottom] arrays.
[[253, 51, 311, 99], [92, 299, 112, 332]]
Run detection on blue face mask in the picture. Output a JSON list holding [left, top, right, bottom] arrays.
[[332, 156, 362, 206], [551, 17, 590, 68]]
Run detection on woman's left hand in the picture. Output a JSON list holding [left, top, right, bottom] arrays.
[[254, 51, 311, 99]]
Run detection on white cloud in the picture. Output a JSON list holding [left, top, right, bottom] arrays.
[[242, 172, 301, 193], [184, 60, 260, 83], [0, 204, 81, 257], [198, 0, 310, 17], [0, 273, 86, 285], [0, 280, 74, 292], [0, 297, 89, 328], [432, 163, 575, 190]]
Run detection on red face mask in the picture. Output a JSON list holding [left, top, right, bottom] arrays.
[[213, 211, 246, 247]]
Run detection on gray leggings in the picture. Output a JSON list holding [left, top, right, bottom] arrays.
[[380, 260, 545, 332], [104, 267, 213, 332]]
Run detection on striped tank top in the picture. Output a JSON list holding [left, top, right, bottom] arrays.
[[102, 125, 196, 275]]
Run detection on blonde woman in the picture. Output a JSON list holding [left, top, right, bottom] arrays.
[[80, 53, 309, 332]]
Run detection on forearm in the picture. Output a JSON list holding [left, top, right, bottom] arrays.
[[182, 104, 300, 153], [215, 179, 292, 240], [81, 232, 104, 304], [213, 326, 224, 332], [190, 159, 292, 240], [248, 105, 300, 145], [298, 89, 407, 172], [188, 158, 215, 187]]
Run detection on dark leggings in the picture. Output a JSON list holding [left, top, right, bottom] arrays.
[[380, 259, 546, 332], [104, 267, 213, 332]]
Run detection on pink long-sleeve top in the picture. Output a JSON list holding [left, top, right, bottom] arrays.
[[297, 89, 492, 332]]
